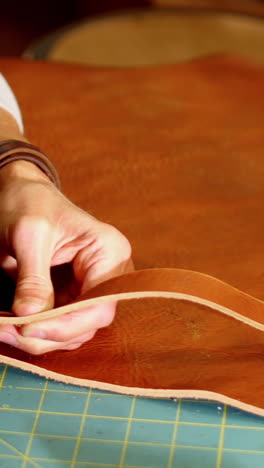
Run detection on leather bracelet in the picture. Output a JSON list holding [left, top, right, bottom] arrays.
[[0, 140, 61, 189]]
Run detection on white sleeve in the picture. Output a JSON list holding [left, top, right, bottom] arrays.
[[0, 73, 24, 134]]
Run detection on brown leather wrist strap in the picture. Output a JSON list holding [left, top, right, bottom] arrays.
[[0, 139, 61, 189]]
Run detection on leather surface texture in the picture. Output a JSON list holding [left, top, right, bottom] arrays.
[[0, 56, 264, 415]]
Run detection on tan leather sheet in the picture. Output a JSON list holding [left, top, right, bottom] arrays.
[[0, 56, 264, 415]]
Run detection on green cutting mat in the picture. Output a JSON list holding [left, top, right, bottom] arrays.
[[0, 364, 263, 468]]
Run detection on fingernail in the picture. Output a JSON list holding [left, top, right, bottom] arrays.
[[0, 332, 18, 346], [22, 329, 47, 339], [13, 300, 44, 315]]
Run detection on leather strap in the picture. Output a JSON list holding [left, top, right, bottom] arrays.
[[0, 140, 61, 189], [0, 268, 263, 328]]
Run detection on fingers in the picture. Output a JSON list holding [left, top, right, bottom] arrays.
[[74, 223, 133, 294], [0, 255, 18, 281], [21, 302, 116, 342], [0, 324, 97, 355], [11, 217, 55, 316], [0, 325, 18, 347], [15, 223, 131, 352], [0, 302, 115, 354]]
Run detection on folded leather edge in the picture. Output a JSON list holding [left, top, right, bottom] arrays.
[[0, 268, 263, 330], [0, 354, 263, 417]]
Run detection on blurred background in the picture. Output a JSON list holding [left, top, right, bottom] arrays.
[[1, 1, 264, 64], [1, 0, 148, 56]]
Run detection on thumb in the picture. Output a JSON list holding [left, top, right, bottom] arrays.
[[12, 221, 54, 316]]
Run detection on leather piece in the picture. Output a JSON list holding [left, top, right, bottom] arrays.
[[1, 268, 264, 328], [0, 56, 264, 414]]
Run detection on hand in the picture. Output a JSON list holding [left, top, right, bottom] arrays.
[[0, 161, 133, 354]]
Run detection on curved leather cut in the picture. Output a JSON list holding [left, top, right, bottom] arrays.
[[0, 56, 264, 415], [1, 268, 264, 416]]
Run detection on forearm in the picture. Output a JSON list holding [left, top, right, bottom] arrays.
[[0, 75, 58, 186], [0, 106, 27, 142], [0, 73, 24, 136], [0, 106, 51, 185], [0, 74, 40, 180]]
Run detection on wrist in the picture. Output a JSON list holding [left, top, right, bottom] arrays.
[[0, 160, 53, 187], [0, 140, 60, 189]]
